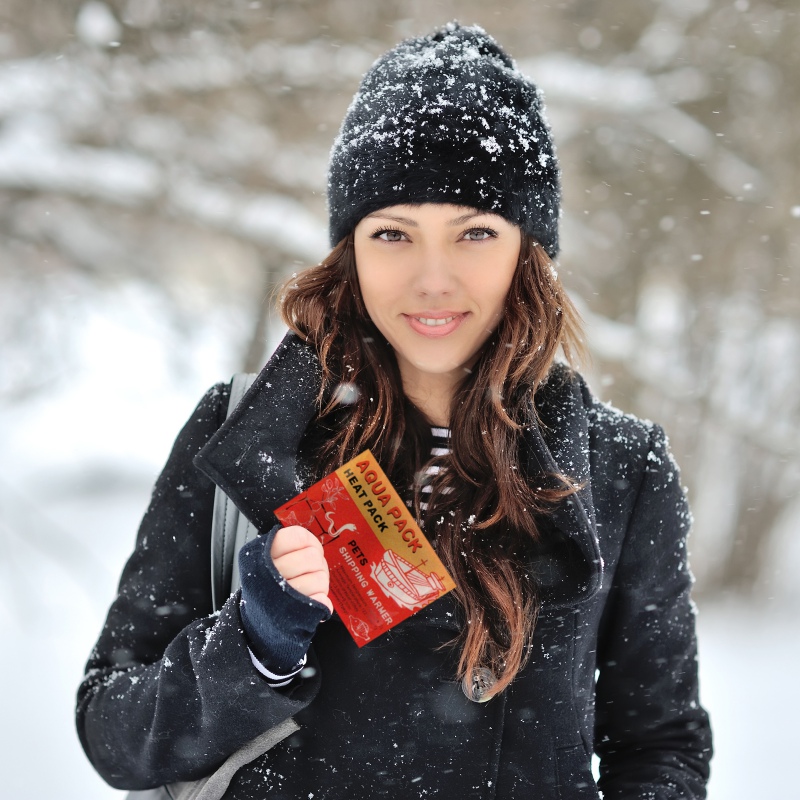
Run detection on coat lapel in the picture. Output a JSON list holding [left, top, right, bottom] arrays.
[[194, 332, 322, 534], [527, 366, 603, 606]]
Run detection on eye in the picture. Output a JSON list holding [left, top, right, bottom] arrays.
[[371, 227, 408, 242], [462, 227, 498, 241]]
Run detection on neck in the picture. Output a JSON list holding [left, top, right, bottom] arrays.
[[400, 369, 462, 427]]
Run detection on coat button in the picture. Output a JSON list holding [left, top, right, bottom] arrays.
[[462, 667, 496, 702]]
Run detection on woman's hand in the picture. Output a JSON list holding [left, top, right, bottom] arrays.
[[238, 526, 332, 674], [271, 526, 333, 614]]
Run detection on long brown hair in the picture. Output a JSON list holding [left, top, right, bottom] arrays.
[[280, 231, 584, 698]]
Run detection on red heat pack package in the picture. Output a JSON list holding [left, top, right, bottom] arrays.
[[274, 450, 456, 646]]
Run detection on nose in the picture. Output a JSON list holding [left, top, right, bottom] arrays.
[[411, 243, 458, 296]]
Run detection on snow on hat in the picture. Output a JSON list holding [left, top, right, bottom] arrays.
[[327, 22, 561, 257]]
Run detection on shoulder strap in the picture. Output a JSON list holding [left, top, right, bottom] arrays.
[[210, 372, 258, 611]]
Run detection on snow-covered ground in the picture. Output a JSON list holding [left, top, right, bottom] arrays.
[[696, 599, 797, 799], [1, 289, 795, 797]]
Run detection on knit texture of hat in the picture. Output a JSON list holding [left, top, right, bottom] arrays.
[[327, 23, 561, 257]]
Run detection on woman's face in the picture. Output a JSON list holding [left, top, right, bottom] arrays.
[[353, 203, 521, 391]]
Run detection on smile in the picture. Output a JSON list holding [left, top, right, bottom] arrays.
[[404, 312, 467, 338]]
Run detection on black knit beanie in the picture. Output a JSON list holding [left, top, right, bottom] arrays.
[[327, 22, 561, 258]]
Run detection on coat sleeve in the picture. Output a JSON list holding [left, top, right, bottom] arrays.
[[594, 424, 712, 800], [75, 385, 320, 790]]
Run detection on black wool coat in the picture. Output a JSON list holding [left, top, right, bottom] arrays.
[[77, 333, 712, 800]]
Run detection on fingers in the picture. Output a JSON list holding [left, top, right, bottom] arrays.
[[270, 525, 321, 560], [276, 552, 329, 595], [271, 526, 332, 613]]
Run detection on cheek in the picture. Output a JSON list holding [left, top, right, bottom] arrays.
[[495, 262, 517, 310], [357, 261, 407, 311], [478, 277, 513, 320], [354, 253, 392, 308], [357, 275, 386, 320], [355, 275, 398, 338], [354, 267, 376, 312]]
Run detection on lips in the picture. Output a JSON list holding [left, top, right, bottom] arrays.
[[404, 311, 467, 337]]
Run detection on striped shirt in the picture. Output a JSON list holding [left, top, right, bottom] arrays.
[[417, 426, 452, 513]]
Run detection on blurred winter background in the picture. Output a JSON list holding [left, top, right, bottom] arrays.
[[0, 0, 797, 796]]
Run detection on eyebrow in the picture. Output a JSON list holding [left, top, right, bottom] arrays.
[[363, 211, 489, 227]]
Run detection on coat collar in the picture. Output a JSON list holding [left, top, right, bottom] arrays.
[[528, 366, 603, 606], [194, 333, 602, 607], [194, 333, 321, 533]]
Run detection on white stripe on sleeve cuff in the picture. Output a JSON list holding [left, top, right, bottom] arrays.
[[248, 649, 307, 687]]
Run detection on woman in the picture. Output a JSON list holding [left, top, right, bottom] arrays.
[[77, 23, 712, 799]]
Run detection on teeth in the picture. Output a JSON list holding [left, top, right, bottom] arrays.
[[417, 316, 456, 326]]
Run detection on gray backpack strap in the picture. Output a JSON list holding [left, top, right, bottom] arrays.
[[210, 372, 258, 611], [167, 718, 300, 800]]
